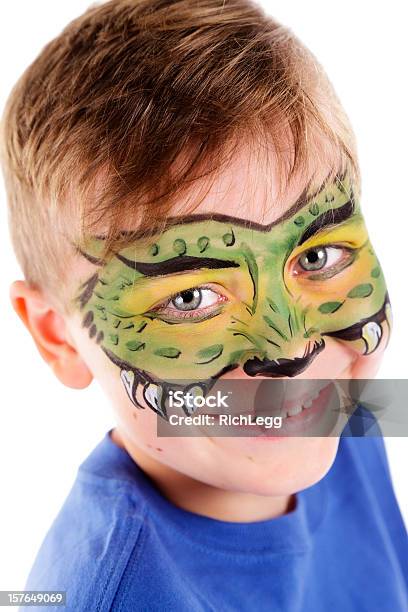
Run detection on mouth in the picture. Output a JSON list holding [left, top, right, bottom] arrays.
[[253, 379, 330, 419], [195, 378, 342, 438], [267, 381, 335, 427]]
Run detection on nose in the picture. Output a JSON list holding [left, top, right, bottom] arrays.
[[242, 339, 325, 377]]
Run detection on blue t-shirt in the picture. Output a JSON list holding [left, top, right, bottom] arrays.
[[24, 429, 408, 611]]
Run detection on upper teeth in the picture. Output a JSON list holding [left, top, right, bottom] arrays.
[[283, 388, 322, 418], [287, 405, 303, 417]]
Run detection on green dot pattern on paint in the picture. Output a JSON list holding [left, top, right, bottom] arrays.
[[222, 231, 235, 246], [371, 266, 381, 278], [294, 216, 305, 226], [347, 283, 373, 298], [154, 347, 181, 358], [309, 203, 319, 216], [196, 344, 223, 360], [197, 236, 210, 252], [126, 340, 145, 351], [173, 239, 187, 255], [318, 301, 343, 314], [109, 334, 119, 345], [149, 243, 159, 256]]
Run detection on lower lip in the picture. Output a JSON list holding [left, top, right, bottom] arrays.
[[203, 382, 336, 440]]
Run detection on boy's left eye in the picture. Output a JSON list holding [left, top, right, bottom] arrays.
[[293, 245, 354, 276]]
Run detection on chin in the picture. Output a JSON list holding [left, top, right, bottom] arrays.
[[226, 436, 340, 498]]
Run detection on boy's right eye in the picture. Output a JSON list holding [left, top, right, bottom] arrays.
[[148, 284, 228, 322]]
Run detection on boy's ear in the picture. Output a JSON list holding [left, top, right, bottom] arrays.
[[10, 280, 93, 389]]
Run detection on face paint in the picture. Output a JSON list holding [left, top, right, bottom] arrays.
[[75, 172, 392, 420]]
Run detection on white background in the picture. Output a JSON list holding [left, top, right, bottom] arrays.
[[0, 0, 407, 596]]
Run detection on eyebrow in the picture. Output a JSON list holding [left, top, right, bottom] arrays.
[[297, 199, 355, 246], [116, 253, 240, 276]]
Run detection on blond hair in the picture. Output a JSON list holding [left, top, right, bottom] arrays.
[[0, 0, 360, 305]]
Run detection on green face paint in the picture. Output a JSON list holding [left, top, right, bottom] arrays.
[[75, 172, 392, 419]]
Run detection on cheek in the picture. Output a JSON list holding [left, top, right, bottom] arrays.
[[349, 345, 386, 378], [302, 334, 386, 379], [304, 337, 357, 378], [285, 243, 388, 331]]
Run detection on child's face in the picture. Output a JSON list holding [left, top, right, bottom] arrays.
[[65, 145, 391, 496]]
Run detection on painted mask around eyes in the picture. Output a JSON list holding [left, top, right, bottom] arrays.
[[76, 172, 392, 420]]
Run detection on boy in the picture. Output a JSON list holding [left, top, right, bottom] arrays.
[[1, 0, 407, 610]]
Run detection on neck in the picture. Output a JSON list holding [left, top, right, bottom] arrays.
[[110, 428, 295, 522]]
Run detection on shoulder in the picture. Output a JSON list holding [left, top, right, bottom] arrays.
[[24, 471, 147, 611], [335, 434, 407, 534]]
